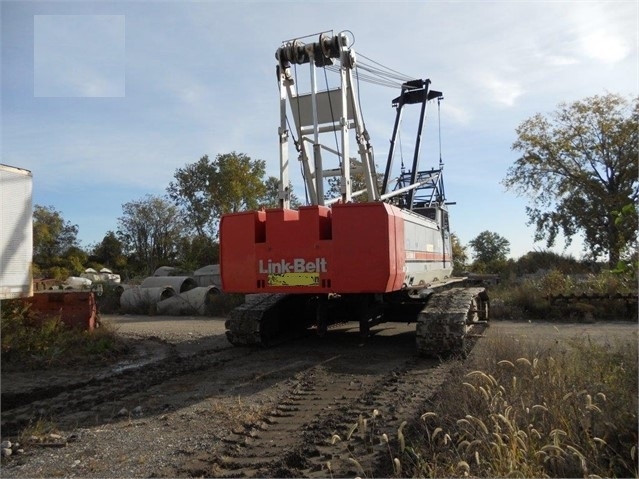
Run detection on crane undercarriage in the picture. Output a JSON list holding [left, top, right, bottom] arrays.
[[225, 280, 489, 357]]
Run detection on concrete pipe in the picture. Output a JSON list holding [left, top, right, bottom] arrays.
[[156, 286, 221, 316], [139, 276, 198, 293], [120, 286, 176, 314]]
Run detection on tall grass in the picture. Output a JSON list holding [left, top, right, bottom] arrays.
[[491, 269, 638, 320], [404, 334, 638, 478], [329, 332, 638, 478]]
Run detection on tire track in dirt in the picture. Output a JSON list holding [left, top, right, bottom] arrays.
[[1, 318, 497, 478], [1, 343, 252, 436], [180, 351, 456, 478], [175, 324, 489, 478]]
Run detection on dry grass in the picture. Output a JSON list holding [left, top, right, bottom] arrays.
[[330, 331, 638, 478], [404, 333, 638, 478], [18, 418, 60, 444], [491, 269, 638, 321], [206, 396, 264, 429]]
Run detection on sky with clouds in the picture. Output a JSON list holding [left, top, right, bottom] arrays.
[[1, 1, 637, 260]]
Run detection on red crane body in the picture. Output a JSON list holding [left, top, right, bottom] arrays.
[[218, 31, 489, 354], [221, 202, 407, 294]]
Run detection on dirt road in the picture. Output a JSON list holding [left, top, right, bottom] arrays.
[[1, 316, 636, 478]]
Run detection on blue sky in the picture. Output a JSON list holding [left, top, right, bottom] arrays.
[[2, 1, 637, 260]]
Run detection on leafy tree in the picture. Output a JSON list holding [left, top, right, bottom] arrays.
[[176, 234, 219, 272], [451, 233, 468, 275], [90, 231, 127, 271], [167, 152, 267, 239], [611, 203, 638, 277], [503, 93, 638, 267], [117, 195, 184, 275], [514, 250, 584, 275], [32, 204, 80, 277], [260, 176, 301, 209], [64, 246, 88, 276], [469, 230, 510, 264]]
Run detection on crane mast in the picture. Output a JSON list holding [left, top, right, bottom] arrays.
[[275, 32, 379, 208]]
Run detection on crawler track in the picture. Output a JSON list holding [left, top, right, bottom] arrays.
[[226, 285, 490, 357], [225, 293, 314, 346], [416, 286, 489, 356]]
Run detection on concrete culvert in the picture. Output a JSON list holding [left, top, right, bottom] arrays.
[[120, 286, 176, 314], [114, 284, 134, 296], [152, 266, 180, 277], [193, 265, 221, 288], [156, 286, 221, 316], [139, 276, 197, 293]]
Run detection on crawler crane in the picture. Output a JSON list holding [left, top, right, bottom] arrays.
[[220, 31, 489, 356]]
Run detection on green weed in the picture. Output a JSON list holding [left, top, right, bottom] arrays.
[[1, 299, 129, 369]]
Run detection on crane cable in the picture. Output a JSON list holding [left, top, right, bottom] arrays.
[[322, 65, 341, 167], [438, 96, 443, 167], [325, 53, 415, 89], [280, 41, 423, 204], [357, 51, 414, 83]]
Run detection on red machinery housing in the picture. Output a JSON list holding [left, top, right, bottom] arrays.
[[221, 202, 406, 294], [221, 200, 453, 295]]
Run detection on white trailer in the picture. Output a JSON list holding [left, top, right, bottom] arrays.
[[0, 164, 33, 299]]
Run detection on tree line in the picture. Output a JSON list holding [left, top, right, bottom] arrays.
[[33, 152, 286, 280], [32, 93, 637, 281]]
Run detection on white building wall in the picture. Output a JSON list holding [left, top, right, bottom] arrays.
[[0, 164, 33, 299]]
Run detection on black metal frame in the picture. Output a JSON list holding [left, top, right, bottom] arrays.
[[381, 79, 444, 210]]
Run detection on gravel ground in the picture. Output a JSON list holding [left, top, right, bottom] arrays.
[[1, 316, 637, 478], [104, 314, 228, 341]]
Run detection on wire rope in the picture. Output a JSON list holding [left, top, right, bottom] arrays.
[[326, 65, 401, 89], [398, 129, 404, 171], [356, 51, 413, 81], [322, 65, 341, 167], [437, 97, 443, 167], [323, 51, 416, 90]]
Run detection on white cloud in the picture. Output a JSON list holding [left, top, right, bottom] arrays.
[[566, 2, 635, 65], [580, 29, 630, 64], [477, 72, 524, 108], [544, 54, 579, 67], [441, 102, 472, 126]]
